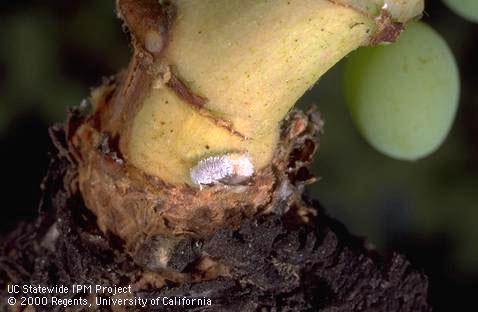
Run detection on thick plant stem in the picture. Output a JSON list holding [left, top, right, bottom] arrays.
[[0, 2, 432, 310], [72, 0, 423, 250], [90, 0, 424, 185]]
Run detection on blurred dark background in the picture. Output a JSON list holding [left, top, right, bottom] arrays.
[[0, 1, 476, 310]]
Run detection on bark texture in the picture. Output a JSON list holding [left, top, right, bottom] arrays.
[[0, 109, 431, 312], [0, 1, 431, 310]]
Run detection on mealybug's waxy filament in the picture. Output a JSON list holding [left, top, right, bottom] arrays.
[[190, 153, 254, 187]]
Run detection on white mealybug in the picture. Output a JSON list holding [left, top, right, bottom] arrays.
[[190, 152, 254, 187]]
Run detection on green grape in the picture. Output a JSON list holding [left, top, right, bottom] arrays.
[[344, 21, 459, 161], [443, 0, 478, 23]]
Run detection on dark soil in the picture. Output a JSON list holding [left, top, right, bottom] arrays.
[[0, 123, 431, 312]]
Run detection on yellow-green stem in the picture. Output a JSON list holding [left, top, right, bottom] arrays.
[[112, 0, 423, 185]]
